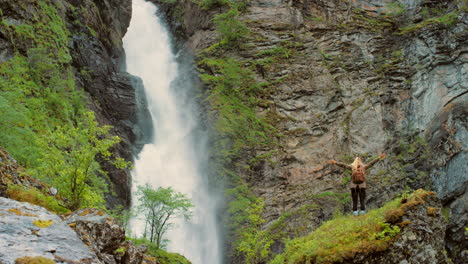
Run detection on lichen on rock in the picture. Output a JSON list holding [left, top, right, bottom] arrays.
[[0, 197, 101, 264]]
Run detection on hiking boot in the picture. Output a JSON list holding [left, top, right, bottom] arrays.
[[359, 210, 366, 215], [353, 211, 359, 216]]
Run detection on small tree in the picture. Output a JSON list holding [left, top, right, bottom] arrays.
[[136, 184, 194, 249], [32, 111, 127, 210]]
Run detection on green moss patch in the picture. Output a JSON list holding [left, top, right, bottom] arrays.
[[7, 184, 69, 214], [399, 12, 458, 34], [127, 238, 190, 264], [15, 256, 55, 264], [32, 219, 54, 228]]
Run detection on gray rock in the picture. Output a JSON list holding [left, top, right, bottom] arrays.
[[49, 187, 58, 196], [65, 208, 125, 262], [0, 197, 101, 264]]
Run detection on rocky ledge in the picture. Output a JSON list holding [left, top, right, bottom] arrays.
[[0, 198, 156, 264]]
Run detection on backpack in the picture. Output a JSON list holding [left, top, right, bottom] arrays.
[[351, 165, 365, 184]]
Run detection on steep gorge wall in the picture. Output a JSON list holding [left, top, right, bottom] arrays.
[[153, 0, 467, 263], [0, 0, 148, 207]]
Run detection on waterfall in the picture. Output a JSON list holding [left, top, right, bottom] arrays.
[[123, 0, 222, 263]]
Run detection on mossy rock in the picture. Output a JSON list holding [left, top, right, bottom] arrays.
[[270, 189, 436, 264], [32, 219, 54, 228], [15, 256, 56, 264]]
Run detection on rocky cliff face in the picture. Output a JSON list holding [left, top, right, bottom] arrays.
[[152, 0, 466, 263], [0, 0, 149, 207]]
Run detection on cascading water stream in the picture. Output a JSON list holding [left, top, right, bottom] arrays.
[[123, 0, 222, 263]]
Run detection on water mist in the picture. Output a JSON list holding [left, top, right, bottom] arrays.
[[123, 0, 222, 263]]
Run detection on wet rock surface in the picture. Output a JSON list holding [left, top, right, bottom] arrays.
[[0, 197, 101, 264]]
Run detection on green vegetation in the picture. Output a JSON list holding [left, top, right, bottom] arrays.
[[387, 2, 406, 17], [114, 246, 126, 254], [128, 238, 191, 264], [399, 12, 458, 34], [199, 57, 276, 165], [270, 189, 434, 264], [214, 8, 249, 46], [196, 1, 281, 261], [196, 0, 229, 9], [226, 180, 273, 263], [257, 46, 292, 60], [195, 0, 248, 11], [310, 191, 350, 205], [0, 0, 126, 210], [136, 184, 194, 250], [373, 49, 405, 77], [6, 184, 69, 214], [32, 112, 126, 210], [395, 136, 430, 165], [349, 9, 395, 32]]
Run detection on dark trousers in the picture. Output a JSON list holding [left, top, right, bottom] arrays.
[[351, 187, 366, 211]]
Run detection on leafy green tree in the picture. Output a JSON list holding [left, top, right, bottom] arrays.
[[31, 111, 126, 210], [137, 184, 194, 249]]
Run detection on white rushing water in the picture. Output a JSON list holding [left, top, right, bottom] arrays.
[[123, 0, 221, 263]]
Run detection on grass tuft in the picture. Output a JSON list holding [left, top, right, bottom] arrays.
[[399, 12, 458, 34], [7, 184, 69, 214]]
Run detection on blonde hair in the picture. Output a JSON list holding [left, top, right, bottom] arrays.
[[351, 157, 364, 169]]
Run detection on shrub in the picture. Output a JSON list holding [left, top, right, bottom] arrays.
[[214, 8, 249, 46], [31, 112, 124, 210], [226, 180, 273, 263]]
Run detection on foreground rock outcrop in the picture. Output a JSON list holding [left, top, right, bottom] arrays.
[[350, 191, 450, 264], [65, 208, 152, 264], [0, 197, 158, 264], [0, 197, 101, 263]]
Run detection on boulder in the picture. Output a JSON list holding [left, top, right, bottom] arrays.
[[65, 208, 126, 262], [0, 197, 101, 264]]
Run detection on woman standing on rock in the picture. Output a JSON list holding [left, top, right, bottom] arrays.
[[328, 153, 386, 216]]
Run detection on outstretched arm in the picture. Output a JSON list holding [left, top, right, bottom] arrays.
[[328, 160, 352, 169], [365, 153, 386, 169]]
